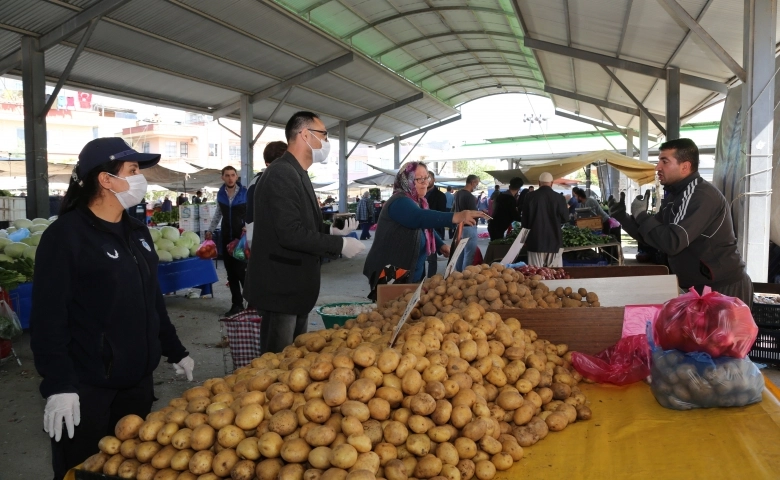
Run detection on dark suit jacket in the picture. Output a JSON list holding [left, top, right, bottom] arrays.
[[243, 152, 343, 314], [522, 186, 569, 252], [425, 188, 448, 238]]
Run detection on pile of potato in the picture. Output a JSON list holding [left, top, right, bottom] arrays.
[[79, 263, 592, 480]]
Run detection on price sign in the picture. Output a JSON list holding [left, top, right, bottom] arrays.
[[500, 228, 530, 265], [388, 282, 424, 347], [443, 237, 470, 279]]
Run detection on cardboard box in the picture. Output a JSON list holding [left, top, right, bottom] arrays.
[[576, 216, 604, 231]]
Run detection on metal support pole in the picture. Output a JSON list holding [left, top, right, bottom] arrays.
[[393, 136, 400, 169], [21, 37, 49, 219], [239, 94, 253, 186], [639, 112, 649, 160], [740, 0, 775, 282], [585, 164, 592, 194], [666, 67, 681, 140], [401, 132, 427, 163], [347, 115, 379, 158], [338, 121, 348, 213], [626, 129, 634, 158], [251, 87, 293, 147]]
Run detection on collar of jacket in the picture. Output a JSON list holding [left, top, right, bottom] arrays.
[[76, 204, 146, 233], [663, 171, 701, 195], [217, 183, 247, 206]]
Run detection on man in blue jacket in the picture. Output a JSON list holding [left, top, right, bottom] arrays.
[[206, 166, 248, 316]]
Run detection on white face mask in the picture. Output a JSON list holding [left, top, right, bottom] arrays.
[[304, 131, 331, 164], [108, 173, 148, 209]]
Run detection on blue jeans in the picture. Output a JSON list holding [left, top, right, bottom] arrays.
[[359, 222, 372, 240], [455, 225, 478, 272]]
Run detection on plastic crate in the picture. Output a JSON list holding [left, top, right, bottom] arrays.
[[0, 197, 26, 221], [751, 303, 780, 327], [157, 257, 218, 296], [315, 302, 372, 329], [8, 282, 32, 329], [748, 327, 780, 364]]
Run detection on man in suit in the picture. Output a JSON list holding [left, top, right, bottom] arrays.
[[522, 172, 569, 267], [243, 111, 365, 354], [424, 171, 448, 277], [488, 176, 523, 241]]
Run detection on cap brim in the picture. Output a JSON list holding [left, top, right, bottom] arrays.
[[122, 152, 161, 169]]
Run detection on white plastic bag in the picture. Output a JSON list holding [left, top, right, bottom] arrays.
[[0, 300, 22, 340]]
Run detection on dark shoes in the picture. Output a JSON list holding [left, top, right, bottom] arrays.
[[225, 304, 243, 316]]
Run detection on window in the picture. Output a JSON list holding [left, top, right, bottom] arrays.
[[142, 142, 150, 154], [165, 141, 176, 158], [351, 160, 367, 172], [229, 144, 240, 161], [180, 142, 188, 158], [209, 143, 218, 156]]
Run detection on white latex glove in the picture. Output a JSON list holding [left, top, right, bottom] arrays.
[[341, 237, 365, 258], [44, 393, 80, 442], [330, 218, 358, 236], [245, 222, 254, 249], [173, 355, 195, 381]]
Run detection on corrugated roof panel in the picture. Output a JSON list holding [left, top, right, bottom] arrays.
[[615, 0, 689, 67], [0, 31, 20, 58], [567, 0, 625, 51], [0, 0, 73, 35], [308, 1, 367, 38]]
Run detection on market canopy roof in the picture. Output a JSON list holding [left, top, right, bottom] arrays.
[[354, 165, 470, 187]]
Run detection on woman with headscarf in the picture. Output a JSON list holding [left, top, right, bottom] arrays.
[[363, 162, 486, 290]]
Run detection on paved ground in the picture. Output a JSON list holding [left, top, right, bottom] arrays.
[[1, 224, 778, 478]]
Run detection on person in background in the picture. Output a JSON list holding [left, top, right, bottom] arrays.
[[324, 195, 335, 205], [244, 111, 364, 354], [357, 191, 375, 240], [488, 177, 523, 241], [191, 190, 203, 204], [425, 171, 448, 277], [488, 183, 501, 217], [445, 186, 455, 238], [245, 141, 287, 248], [523, 172, 568, 267], [364, 163, 484, 289], [568, 187, 580, 219], [176, 193, 187, 206], [573, 187, 610, 229], [453, 175, 481, 271], [476, 192, 488, 224], [30, 138, 193, 480], [205, 166, 248, 316], [161, 196, 172, 212]]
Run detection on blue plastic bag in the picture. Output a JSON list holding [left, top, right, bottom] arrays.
[[232, 233, 248, 262], [8, 228, 29, 242]]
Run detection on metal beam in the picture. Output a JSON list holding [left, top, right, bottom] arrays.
[[656, 0, 746, 82], [639, 112, 649, 160], [250, 87, 294, 147], [339, 121, 348, 213], [626, 128, 634, 158], [39, 0, 129, 51], [554, 110, 626, 134], [400, 49, 533, 73], [666, 67, 681, 139], [524, 37, 729, 94], [595, 106, 653, 144], [545, 86, 666, 121], [430, 75, 541, 94], [374, 31, 527, 58], [41, 18, 99, 119], [212, 52, 354, 119], [376, 115, 462, 148], [444, 84, 545, 103], [600, 65, 667, 135], [239, 95, 253, 186], [415, 61, 539, 84], [401, 132, 427, 164], [346, 93, 423, 127], [21, 36, 48, 219], [0, 51, 21, 77], [393, 136, 401, 169], [347, 115, 379, 158]]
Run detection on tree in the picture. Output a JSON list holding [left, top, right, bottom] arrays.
[[451, 160, 494, 184]]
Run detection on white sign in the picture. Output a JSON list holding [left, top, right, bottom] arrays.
[[388, 282, 424, 347], [499, 228, 530, 265], [443, 237, 470, 279]]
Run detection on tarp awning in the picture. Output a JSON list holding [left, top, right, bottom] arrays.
[[507, 150, 657, 186]]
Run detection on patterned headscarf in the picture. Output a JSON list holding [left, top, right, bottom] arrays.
[[394, 162, 436, 255]]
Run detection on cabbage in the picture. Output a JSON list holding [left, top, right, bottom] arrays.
[[6, 227, 16, 233], [189, 245, 199, 257], [22, 245, 36, 261], [0, 230, 7, 238], [0, 238, 12, 249], [156, 238, 175, 251], [29, 224, 47, 233], [161, 226, 180, 241], [154, 243, 158, 252], [4, 242, 28, 259], [148, 228, 161, 242], [13, 219, 33, 230], [157, 250, 173, 262], [175, 237, 194, 250], [27, 235, 41, 246], [32, 218, 49, 225], [170, 246, 190, 260], [182, 231, 200, 245], [21, 237, 34, 246], [48, 215, 58, 222], [0, 254, 14, 263]]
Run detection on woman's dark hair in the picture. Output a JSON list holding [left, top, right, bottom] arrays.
[[60, 160, 123, 215]]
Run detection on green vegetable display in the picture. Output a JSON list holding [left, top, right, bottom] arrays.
[[489, 221, 522, 245], [562, 224, 613, 247]]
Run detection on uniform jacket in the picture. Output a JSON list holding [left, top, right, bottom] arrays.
[[522, 186, 569, 252], [620, 172, 746, 290], [243, 152, 343, 315], [30, 206, 187, 398], [215, 183, 247, 244]]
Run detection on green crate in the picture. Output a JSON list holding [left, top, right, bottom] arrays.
[[315, 302, 372, 329]]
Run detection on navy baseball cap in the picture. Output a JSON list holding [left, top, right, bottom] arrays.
[[74, 137, 160, 181]]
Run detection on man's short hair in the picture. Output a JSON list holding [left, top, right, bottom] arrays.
[[466, 175, 479, 185], [572, 187, 585, 198], [509, 177, 523, 190], [221, 166, 237, 175], [446, 186, 453, 192], [428, 171, 436, 182], [659, 138, 699, 172], [263, 141, 287, 165], [285, 111, 320, 141]]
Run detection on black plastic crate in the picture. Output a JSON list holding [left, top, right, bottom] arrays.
[[748, 327, 780, 364], [751, 302, 780, 327]]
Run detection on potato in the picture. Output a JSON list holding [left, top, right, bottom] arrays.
[[436, 441, 459, 466], [151, 445, 177, 469], [255, 458, 284, 480], [229, 459, 256, 480], [169, 448, 194, 471], [323, 381, 348, 407], [384, 459, 407, 480], [474, 459, 495, 480], [309, 446, 333, 469], [235, 404, 264, 430], [170, 428, 192, 450], [281, 437, 312, 463], [495, 390, 524, 411], [289, 367, 312, 393], [406, 433, 432, 456], [103, 453, 125, 475], [352, 346, 377, 368], [340, 401, 370, 422], [82, 452, 110, 472], [551, 382, 572, 400], [401, 369, 423, 396], [344, 470, 374, 480], [98, 436, 122, 455], [218, 424, 246, 448], [348, 378, 377, 403], [347, 434, 372, 453], [576, 405, 592, 421], [545, 412, 568, 432], [190, 424, 216, 451], [461, 420, 487, 441], [269, 409, 299, 436], [236, 437, 261, 460], [304, 398, 332, 423], [450, 405, 472, 429], [441, 463, 461, 480], [383, 421, 409, 446], [378, 349, 402, 373], [117, 459, 141, 478], [410, 392, 437, 416], [183, 413, 208, 429], [306, 425, 337, 447], [212, 448, 239, 477], [135, 441, 162, 463], [186, 397, 210, 414], [188, 450, 214, 475], [556, 403, 577, 424], [330, 444, 359, 469], [115, 414, 145, 440], [119, 438, 141, 459], [351, 451, 381, 474], [154, 422, 178, 446], [454, 437, 477, 459], [414, 454, 443, 478]]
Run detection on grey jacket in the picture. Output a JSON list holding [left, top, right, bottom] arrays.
[[522, 186, 569, 252], [618, 172, 746, 290]]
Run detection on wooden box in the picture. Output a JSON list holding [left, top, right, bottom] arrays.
[[576, 216, 603, 231]]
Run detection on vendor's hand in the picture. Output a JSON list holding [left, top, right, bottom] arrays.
[[330, 218, 358, 236], [453, 210, 485, 226], [204, 231, 212, 241], [608, 192, 627, 217], [44, 393, 80, 442], [173, 356, 195, 381], [440, 244, 451, 258], [631, 189, 652, 218], [341, 237, 365, 258]]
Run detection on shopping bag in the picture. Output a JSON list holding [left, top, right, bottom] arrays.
[[195, 240, 218, 260], [571, 334, 652, 385], [654, 286, 758, 358], [226, 238, 239, 257], [221, 308, 261, 370], [232, 233, 250, 262], [0, 300, 22, 340]]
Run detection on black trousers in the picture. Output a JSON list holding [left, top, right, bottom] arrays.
[[51, 375, 154, 480], [260, 311, 308, 354], [488, 222, 508, 241], [223, 248, 246, 307]]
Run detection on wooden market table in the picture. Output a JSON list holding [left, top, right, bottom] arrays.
[[563, 240, 624, 265]]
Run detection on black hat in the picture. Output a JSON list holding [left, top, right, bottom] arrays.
[[73, 137, 160, 184]]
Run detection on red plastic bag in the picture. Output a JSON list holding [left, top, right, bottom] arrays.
[[196, 240, 218, 260], [654, 286, 758, 358], [571, 334, 651, 385]]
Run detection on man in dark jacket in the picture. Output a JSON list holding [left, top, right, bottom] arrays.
[[489, 176, 523, 241], [609, 138, 752, 304], [523, 172, 568, 267], [425, 171, 448, 277], [206, 166, 248, 316], [245, 141, 287, 249], [243, 111, 365, 353]]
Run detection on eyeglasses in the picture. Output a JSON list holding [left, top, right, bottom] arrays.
[[307, 128, 329, 140], [414, 177, 430, 184]]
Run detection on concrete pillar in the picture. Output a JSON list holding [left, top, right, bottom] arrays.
[[21, 36, 48, 219], [339, 121, 348, 213], [626, 129, 634, 158], [239, 94, 253, 186], [393, 136, 400, 169], [639, 112, 649, 161], [740, 0, 776, 282], [666, 67, 681, 140]]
